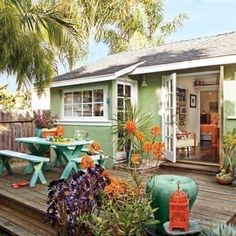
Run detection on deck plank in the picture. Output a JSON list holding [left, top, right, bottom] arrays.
[[0, 163, 235, 234]]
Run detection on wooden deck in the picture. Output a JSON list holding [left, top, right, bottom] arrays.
[[0, 163, 235, 235]]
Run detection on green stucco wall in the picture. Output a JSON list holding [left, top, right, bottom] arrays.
[[224, 64, 236, 133], [50, 81, 114, 156], [137, 74, 162, 126]]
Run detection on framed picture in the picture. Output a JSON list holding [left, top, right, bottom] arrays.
[[190, 94, 197, 108], [179, 106, 186, 114], [209, 102, 218, 112]]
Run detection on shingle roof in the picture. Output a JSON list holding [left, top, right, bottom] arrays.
[[55, 31, 236, 81]]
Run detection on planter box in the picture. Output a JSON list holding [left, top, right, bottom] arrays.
[[42, 130, 57, 138]]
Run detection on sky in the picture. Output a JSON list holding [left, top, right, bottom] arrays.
[[1, 0, 236, 91]]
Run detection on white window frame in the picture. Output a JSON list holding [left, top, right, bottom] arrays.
[[117, 78, 138, 106], [61, 85, 109, 122]]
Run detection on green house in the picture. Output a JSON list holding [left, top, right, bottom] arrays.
[[50, 31, 236, 167]]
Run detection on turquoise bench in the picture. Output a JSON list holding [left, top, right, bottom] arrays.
[[0, 150, 49, 187]]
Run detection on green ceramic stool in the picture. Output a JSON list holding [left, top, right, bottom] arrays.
[[146, 175, 198, 235]]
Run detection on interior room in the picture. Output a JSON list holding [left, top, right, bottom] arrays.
[[176, 73, 220, 163]]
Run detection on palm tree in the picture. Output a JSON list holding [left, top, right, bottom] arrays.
[[0, 0, 82, 94], [94, 0, 187, 53]]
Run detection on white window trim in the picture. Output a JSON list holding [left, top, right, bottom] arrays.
[[62, 85, 109, 122], [117, 77, 138, 105]]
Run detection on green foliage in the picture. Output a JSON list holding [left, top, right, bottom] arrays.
[[0, 0, 81, 94], [95, 0, 188, 53], [90, 172, 158, 236], [113, 99, 153, 152], [0, 84, 31, 109], [223, 129, 236, 170]]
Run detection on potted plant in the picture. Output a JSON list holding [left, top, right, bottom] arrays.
[[216, 129, 236, 185], [33, 110, 57, 138]]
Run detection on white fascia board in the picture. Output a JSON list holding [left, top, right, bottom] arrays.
[[51, 61, 145, 88], [51, 74, 116, 88], [114, 61, 146, 77], [130, 55, 236, 75]]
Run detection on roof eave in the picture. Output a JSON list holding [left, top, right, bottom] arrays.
[[50, 61, 145, 88], [130, 54, 236, 75]]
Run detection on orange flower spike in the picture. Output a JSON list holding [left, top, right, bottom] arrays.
[[142, 141, 153, 153], [104, 176, 128, 198], [151, 125, 161, 137], [135, 132, 145, 142], [102, 170, 111, 178], [131, 153, 140, 165], [80, 155, 94, 169], [125, 120, 137, 134], [89, 142, 102, 152]]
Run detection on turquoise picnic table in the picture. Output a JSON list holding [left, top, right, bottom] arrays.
[[15, 137, 94, 179]]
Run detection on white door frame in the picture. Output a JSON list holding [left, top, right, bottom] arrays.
[[162, 73, 177, 162]]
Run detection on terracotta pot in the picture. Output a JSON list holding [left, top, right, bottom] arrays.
[[215, 176, 233, 185]]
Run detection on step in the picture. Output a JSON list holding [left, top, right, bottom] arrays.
[[0, 190, 56, 236], [160, 161, 219, 174], [0, 204, 56, 236]]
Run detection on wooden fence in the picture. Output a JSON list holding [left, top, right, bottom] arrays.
[[0, 109, 35, 152]]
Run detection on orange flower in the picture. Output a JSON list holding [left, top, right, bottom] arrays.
[[152, 142, 165, 160], [142, 141, 153, 153], [131, 153, 140, 165], [125, 120, 137, 134], [80, 155, 94, 169], [102, 170, 111, 178], [104, 176, 128, 198], [89, 142, 102, 152], [151, 125, 161, 137], [135, 132, 145, 142]]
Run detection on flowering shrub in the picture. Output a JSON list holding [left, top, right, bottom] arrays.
[[33, 110, 57, 128], [113, 100, 165, 168], [46, 161, 157, 235], [126, 122, 165, 167], [91, 171, 158, 236]]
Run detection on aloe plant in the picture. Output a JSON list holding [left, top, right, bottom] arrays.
[[201, 222, 236, 236]]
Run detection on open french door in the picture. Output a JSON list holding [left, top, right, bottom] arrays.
[[162, 73, 177, 162]]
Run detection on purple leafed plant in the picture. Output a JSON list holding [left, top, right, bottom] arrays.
[[46, 165, 110, 236], [33, 110, 57, 128]]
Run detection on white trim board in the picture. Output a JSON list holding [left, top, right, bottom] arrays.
[[131, 55, 236, 75], [57, 120, 112, 126]]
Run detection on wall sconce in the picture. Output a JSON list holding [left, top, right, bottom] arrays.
[[141, 75, 148, 87], [106, 97, 111, 104]]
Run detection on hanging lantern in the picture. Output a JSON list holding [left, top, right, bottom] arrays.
[[169, 181, 189, 232]]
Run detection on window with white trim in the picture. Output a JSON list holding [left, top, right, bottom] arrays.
[[63, 87, 108, 120]]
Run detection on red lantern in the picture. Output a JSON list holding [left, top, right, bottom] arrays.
[[169, 182, 189, 232]]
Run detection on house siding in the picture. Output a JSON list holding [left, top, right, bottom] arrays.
[[50, 81, 114, 156], [137, 73, 162, 126]]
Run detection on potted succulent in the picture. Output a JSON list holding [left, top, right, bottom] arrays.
[[215, 169, 233, 185]]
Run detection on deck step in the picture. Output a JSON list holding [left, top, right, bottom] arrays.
[[160, 161, 219, 174], [0, 204, 56, 236]]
